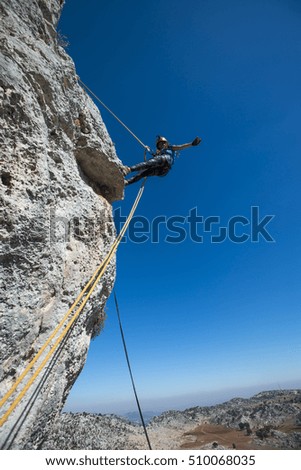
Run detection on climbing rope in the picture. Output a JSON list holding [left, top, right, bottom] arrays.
[[113, 290, 152, 450], [78, 78, 149, 152], [0, 182, 146, 428]]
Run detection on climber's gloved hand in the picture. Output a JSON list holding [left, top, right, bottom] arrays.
[[192, 137, 202, 146]]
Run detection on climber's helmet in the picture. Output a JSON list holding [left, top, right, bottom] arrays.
[[156, 135, 169, 150]]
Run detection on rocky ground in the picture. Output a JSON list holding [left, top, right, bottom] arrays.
[[42, 389, 301, 450]]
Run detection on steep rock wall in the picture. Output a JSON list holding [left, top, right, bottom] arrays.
[[0, 0, 124, 449]]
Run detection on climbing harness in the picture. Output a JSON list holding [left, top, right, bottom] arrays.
[[78, 78, 149, 152], [0, 182, 146, 428], [113, 291, 152, 450]]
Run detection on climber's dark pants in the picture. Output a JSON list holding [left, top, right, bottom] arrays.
[[126, 156, 171, 185]]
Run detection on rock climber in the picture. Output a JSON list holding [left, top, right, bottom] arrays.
[[122, 135, 202, 185]]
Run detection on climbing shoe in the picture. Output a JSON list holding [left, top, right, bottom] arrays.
[[121, 166, 131, 176]]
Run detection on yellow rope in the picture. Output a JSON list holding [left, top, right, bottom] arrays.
[[0, 266, 103, 410], [0, 183, 145, 427]]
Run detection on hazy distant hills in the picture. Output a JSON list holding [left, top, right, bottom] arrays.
[[123, 411, 160, 424]]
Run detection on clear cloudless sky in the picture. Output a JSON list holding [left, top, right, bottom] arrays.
[[59, 0, 301, 415]]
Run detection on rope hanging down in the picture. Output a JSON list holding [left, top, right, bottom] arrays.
[[78, 78, 149, 151], [113, 291, 152, 450], [0, 182, 146, 428]]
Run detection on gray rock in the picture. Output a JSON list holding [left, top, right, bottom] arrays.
[[0, 0, 124, 449], [42, 413, 144, 450]]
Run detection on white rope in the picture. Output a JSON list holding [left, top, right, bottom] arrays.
[[78, 78, 149, 150]]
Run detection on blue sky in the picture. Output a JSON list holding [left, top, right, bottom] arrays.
[[59, 0, 301, 415]]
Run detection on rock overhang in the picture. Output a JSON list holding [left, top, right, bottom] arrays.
[[74, 146, 125, 203]]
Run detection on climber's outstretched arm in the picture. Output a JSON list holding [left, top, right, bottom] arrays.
[[171, 136, 202, 151]]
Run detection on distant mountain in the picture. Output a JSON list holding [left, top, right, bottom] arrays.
[[41, 389, 301, 450], [123, 411, 160, 424]]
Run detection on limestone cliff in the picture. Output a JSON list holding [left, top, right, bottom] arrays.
[[0, 0, 124, 449]]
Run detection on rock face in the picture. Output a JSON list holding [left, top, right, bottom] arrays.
[[0, 0, 124, 449], [42, 390, 301, 450], [42, 413, 144, 450]]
